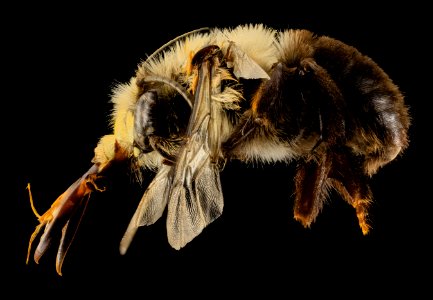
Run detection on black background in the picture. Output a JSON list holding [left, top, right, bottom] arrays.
[[7, 2, 429, 297]]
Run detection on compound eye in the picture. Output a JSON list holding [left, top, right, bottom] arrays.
[[133, 91, 158, 152]]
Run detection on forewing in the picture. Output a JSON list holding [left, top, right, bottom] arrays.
[[166, 55, 224, 250]]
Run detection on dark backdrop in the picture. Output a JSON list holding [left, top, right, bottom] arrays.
[[8, 2, 428, 297]]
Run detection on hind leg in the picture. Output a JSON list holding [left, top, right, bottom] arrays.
[[329, 147, 372, 234], [293, 150, 332, 228]]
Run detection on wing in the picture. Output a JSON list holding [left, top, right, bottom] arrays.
[[166, 46, 225, 250], [119, 164, 171, 254], [226, 41, 271, 80]]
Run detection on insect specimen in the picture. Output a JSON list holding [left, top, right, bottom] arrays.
[[26, 24, 411, 275]]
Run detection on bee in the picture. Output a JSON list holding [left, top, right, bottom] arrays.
[[26, 24, 411, 275]]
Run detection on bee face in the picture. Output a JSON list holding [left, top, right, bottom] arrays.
[[26, 24, 410, 275]]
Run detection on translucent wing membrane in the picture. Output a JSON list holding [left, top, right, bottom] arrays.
[[120, 164, 171, 254], [167, 50, 225, 249]]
